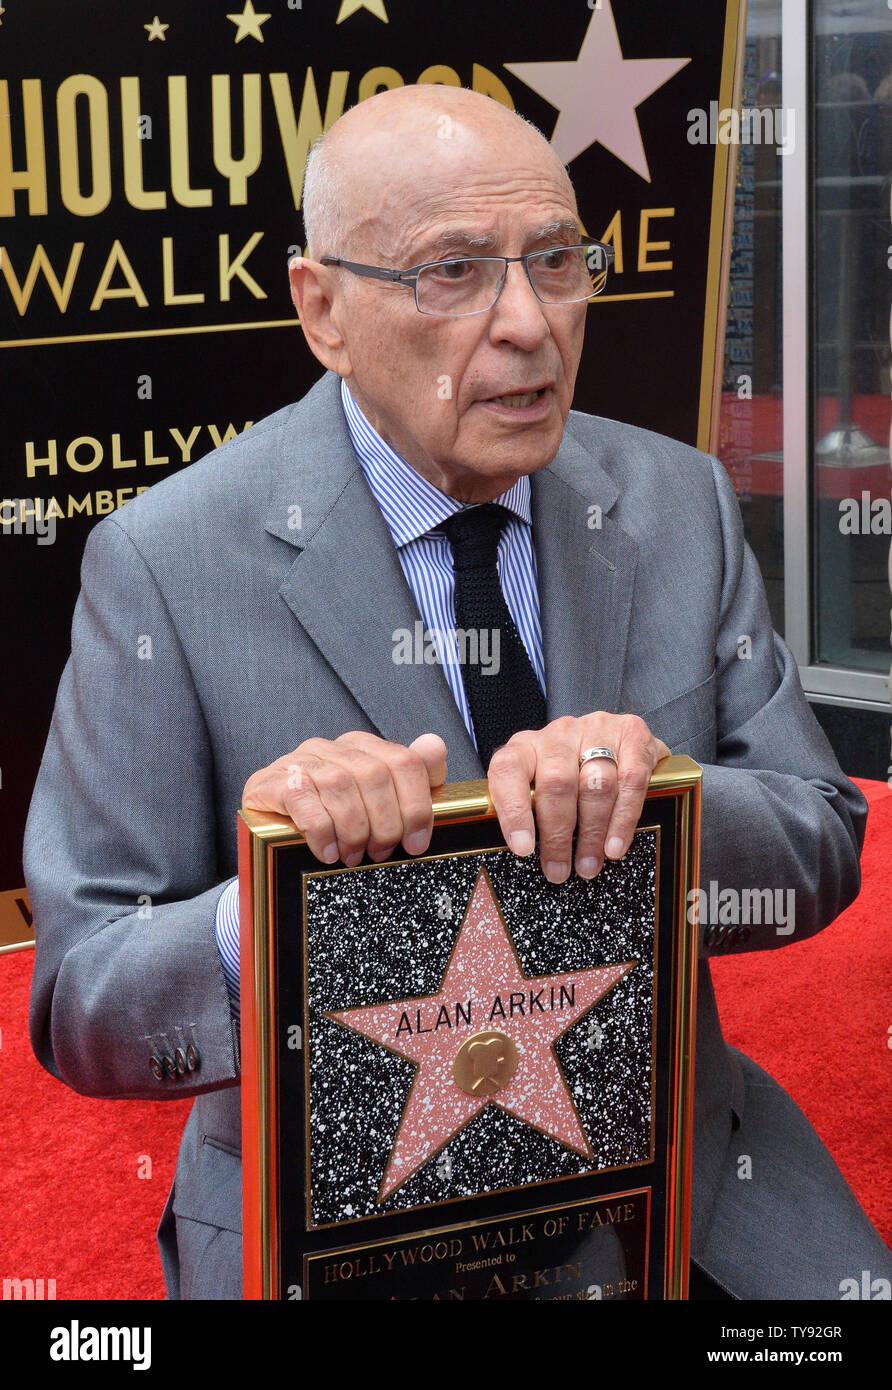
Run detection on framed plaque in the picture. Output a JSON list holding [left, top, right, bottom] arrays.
[[238, 754, 700, 1301]]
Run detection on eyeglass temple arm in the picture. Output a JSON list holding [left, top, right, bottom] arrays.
[[319, 257, 417, 285]]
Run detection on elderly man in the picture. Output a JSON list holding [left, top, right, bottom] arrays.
[[26, 84, 890, 1301]]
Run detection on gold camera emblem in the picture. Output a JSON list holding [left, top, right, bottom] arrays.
[[452, 1030, 519, 1097]]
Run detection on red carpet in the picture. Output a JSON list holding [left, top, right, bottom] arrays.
[[0, 954, 191, 1300], [710, 777, 892, 1250], [1, 779, 889, 1299]]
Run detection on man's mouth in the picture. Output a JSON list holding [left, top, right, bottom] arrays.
[[484, 387, 547, 409]]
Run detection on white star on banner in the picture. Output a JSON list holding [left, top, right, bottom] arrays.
[[505, 0, 690, 182]]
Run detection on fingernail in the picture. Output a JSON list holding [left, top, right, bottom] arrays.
[[507, 830, 535, 856], [577, 857, 600, 879], [343, 850, 364, 867], [321, 841, 339, 863], [544, 861, 569, 882], [605, 836, 625, 859], [404, 830, 430, 855]]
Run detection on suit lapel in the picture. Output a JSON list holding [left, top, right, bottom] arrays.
[[531, 426, 638, 721], [266, 376, 638, 763], [265, 374, 481, 774]]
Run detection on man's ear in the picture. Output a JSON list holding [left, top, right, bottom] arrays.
[[288, 256, 353, 376]]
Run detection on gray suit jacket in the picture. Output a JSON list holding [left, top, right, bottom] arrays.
[[25, 369, 868, 1299]]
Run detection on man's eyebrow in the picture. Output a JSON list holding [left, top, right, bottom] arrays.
[[408, 220, 582, 263], [532, 219, 582, 243], [411, 229, 501, 260]]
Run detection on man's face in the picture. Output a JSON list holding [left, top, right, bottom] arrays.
[[314, 122, 588, 501]]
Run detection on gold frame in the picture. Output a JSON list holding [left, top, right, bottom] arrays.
[[239, 753, 700, 1302], [698, 0, 749, 453]]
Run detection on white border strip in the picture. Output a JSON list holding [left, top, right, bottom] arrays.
[[782, 0, 811, 668]]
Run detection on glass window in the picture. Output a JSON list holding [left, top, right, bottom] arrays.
[[716, 2, 785, 635], [717, 1, 891, 683], [813, 2, 892, 673]]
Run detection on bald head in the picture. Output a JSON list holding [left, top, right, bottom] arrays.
[[302, 85, 577, 260], [290, 82, 588, 504]]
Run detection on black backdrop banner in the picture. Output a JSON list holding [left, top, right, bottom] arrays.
[[0, 0, 743, 943]]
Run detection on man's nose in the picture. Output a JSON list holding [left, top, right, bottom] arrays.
[[488, 260, 551, 347]]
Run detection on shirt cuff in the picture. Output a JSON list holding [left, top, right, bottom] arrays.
[[214, 876, 241, 1017]]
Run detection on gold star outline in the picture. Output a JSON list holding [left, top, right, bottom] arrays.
[[227, 0, 271, 43], [336, 0, 388, 23]]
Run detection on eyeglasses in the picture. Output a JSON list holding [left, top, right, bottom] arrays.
[[319, 242, 614, 317]]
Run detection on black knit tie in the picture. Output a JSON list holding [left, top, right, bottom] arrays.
[[440, 503, 547, 770]]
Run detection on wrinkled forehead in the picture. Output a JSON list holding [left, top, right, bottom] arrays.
[[332, 116, 579, 261]]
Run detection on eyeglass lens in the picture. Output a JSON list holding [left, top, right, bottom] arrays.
[[415, 246, 609, 314]]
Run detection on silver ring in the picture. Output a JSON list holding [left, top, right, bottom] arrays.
[[579, 746, 618, 768]]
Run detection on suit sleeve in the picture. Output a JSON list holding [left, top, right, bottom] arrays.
[[696, 455, 867, 956], [25, 514, 240, 1099]]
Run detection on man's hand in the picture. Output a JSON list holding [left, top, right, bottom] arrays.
[[487, 714, 670, 884], [243, 716, 668, 882], [242, 732, 448, 866]]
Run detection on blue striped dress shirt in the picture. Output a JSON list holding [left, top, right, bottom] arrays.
[[215, 377, 547, 1013]]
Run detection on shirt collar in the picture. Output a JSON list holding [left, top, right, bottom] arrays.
[[340, 377, 532, 548]]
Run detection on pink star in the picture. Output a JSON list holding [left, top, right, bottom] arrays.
[[327, 866, 636, 1200]]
